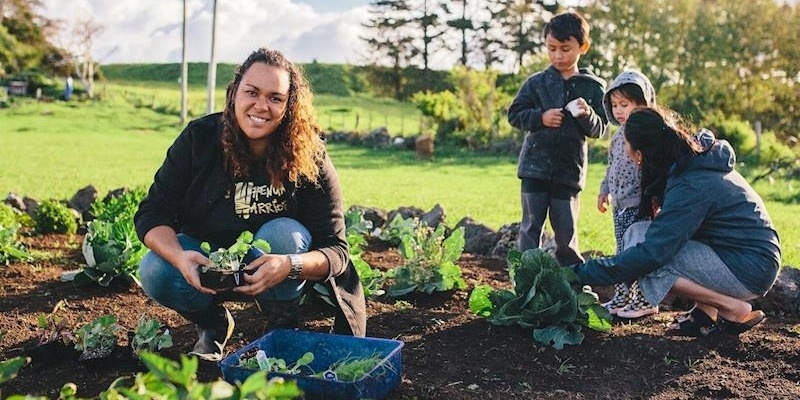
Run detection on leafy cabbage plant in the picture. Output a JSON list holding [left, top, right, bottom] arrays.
[[386, 225, 466, 297], [80, 218, 145, 286], [79, 188, 147, 287], [469, 249, 612, 350]]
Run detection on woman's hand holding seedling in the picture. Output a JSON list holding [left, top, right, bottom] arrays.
[[233, 253, 292, 296], [176, 250, 216, 295]]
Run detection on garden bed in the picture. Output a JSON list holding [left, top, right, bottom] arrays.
[[1, 234, 799, 399]]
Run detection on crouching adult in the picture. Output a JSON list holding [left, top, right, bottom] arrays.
[[134, 48, 366, 361], [571, 107, 780, 336]]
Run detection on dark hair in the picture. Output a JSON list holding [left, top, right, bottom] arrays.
[[543, 11, 590, 45], [609, 83, 647, 106], [221, 48, 323, 188], [625, 107, 703, 217]]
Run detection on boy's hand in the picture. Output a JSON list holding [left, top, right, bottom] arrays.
[[566, 97, 590, 118], [597, 193, 609, 213], [542, 108, 564, 128]]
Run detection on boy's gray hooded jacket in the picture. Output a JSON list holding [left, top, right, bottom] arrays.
[[508, 65, 608, 191], [599, 70, 657, 209]]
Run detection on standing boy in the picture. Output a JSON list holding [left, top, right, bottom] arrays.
[[507, 11, 607, 266]]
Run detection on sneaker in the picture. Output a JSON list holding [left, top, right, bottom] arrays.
[[602, 283, 630, 315], [189, 306, 235, 361], [616, 282, 659, 319]]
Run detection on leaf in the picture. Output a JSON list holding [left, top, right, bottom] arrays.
[[580, 304, 613, 333], [441, 227, 465, 262], [0, 356, 28, 384], [468, 285, 495, 316], [532, 325, 585, 350]]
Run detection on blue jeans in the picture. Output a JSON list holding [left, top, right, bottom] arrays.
[[139, 217, 310, 314]]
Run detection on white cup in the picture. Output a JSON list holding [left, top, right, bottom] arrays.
[[565, 98, 583, 117]]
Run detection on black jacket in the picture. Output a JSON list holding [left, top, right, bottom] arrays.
[[134, 113, 366, 336], [508, 65, 608, 190]]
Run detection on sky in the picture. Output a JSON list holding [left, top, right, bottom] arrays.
[[40, 0, 375, 67]]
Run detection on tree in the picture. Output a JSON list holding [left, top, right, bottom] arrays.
[[445, 0, 473, 67], [413, 0, 447, 73], [361, 0, 417, 97], [486, 0, 561, 73], [0, 0, 66, 76], [70, 17, 102, 98]]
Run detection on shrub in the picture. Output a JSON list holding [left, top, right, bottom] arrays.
[[0, 203, 19, 229], [89, 187, 146, 222], [33, 200, 77, 235]]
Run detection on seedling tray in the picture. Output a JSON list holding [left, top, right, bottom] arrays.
[[219, 329, 403, 400]]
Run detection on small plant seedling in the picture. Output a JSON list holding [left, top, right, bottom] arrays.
[[198, 231, 271, 289], [239, 350, 315, 375], [74, 314, 120, 360], [318, 353, 387, 382], [130, 314, 173, 355]]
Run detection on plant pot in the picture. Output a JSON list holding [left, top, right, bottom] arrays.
[[78, 344, 117, 369], [198, 267, 249, 291], [24, 340, 78, 368]]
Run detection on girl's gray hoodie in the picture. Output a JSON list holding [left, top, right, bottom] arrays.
[[599, 70, 657, 209]]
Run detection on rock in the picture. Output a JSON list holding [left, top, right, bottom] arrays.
[[455, 217, 498, 257], [5, 192, 26, 211], [366, 127, 391, 149], [386, 206, 425, 225], [753, 267, 800, 317], [491, 223, 519, 259], [68, 185, 97, 221], [347, 205, 387, 231], [102, 187, 128, 203], [420, 204, 445, 229]]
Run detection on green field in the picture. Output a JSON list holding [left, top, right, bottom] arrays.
[[1, 88, 796, 267]]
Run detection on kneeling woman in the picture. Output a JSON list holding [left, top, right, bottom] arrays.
[[572, 107, 780, 336], [134, 48, 365, 361]]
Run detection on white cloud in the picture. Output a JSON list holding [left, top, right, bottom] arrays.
[[40, 0, 372, 66]]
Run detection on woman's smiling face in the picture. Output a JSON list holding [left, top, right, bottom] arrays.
[[234, 62, 291, 149]]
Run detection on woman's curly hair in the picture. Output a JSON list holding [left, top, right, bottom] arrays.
[[220, 48, 324, 189]]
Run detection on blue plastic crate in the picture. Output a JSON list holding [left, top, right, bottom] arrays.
[[219, 329, 403, 400]]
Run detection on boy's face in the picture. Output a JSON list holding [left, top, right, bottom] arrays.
[[545, 34, 589, 76], [610, 91, 643, 125]]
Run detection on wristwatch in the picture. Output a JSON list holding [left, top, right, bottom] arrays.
[[287, 253, 304, 280]]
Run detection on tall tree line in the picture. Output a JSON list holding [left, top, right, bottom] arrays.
[[363, 0, 800, 136]]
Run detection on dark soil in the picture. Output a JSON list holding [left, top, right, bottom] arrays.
[[2, 234, 800, 399]]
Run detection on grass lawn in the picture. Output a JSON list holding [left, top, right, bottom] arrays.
[[1, 95, 795, 266]]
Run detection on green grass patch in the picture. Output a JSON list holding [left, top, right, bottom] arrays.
[[0, 95, 795, 267]]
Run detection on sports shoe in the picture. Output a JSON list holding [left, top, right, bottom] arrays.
[[187, 306, 235, 361], [602, 283, 630, 315], [616, 282, 659, 319]]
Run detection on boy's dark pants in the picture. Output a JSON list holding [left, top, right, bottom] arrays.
[[519, 178, 585, 266]]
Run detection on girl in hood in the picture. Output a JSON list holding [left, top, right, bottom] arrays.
[[597, 70, 660, 319]]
